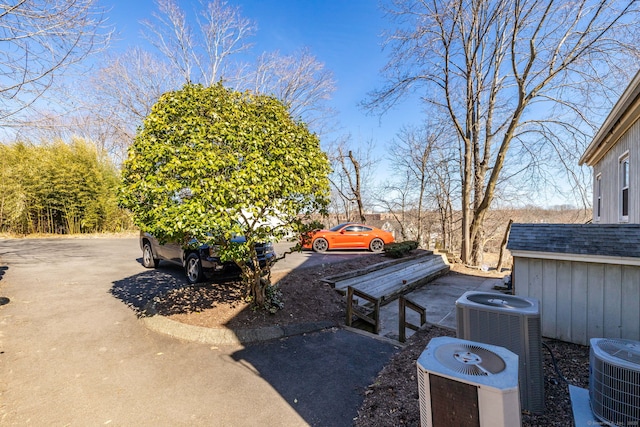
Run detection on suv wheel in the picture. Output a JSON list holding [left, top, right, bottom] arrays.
[[142, 242, 159, 268], [185, 253, 204, 284]]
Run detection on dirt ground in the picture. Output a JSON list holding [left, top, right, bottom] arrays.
[[153, 252, 589, 427], [153, 252, 389, 329]]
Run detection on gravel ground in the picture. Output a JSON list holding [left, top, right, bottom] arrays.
[[353, 324, 590, 427]]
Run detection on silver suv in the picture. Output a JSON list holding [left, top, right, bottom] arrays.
[[140, 232, 276, 284]]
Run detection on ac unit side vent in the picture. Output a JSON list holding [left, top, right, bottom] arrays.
[[456, 291, 544, 414], [417, 336, 521, 427], [429, 373, 480, 426]]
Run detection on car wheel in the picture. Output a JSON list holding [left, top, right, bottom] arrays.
[[369, 238, 385, 252], [185, 253, 204, 284], [142, 242, 159, 268], [312, 237, 329, 252]]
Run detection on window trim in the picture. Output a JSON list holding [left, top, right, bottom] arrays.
[[619, 152, 630, 222], [595, 173, 602, 222]]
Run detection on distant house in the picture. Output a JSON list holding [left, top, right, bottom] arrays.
[[507, 70, 640, 345]]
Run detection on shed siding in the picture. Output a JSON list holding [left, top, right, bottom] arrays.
[[593, 119, 640, 223], [571, 263, 588, 345], [515, 256, 640, 345], [587, 264, 604, 339], [603, 265, 622, 338], [555, 260, 573, 342], [621, 266, 640, 339], [541, 261, 557, 339]]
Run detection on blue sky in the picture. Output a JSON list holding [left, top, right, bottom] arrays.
[[104, 0, 422, 157]]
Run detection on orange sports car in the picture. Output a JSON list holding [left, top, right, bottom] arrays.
[[303, 222, 395, 252]]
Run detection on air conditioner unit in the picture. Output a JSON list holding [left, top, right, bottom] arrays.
[[455, 291, 543, 414], [417, 336, 521, 427], [590, 338, 640, 426]]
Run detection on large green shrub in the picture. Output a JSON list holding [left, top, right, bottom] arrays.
[[120, 83, 331, 310]]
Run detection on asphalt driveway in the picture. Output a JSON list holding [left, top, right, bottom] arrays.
[[0, 237, 398, 426]]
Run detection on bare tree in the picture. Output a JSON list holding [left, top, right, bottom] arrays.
[[388, 124, 441, 246], [328, 139, 378, 223], [0, 0, 111, 126], [15, 48, 180, 165], [247, 48, 337, 132], [142, 0, 255, 86], [375, 173, 416, 241], [382, 121, 459, 249], [369, 0, 640, 264], [142, 1, 335, 135], [430, 147, 459, 252], [85, 48, 181, 163]]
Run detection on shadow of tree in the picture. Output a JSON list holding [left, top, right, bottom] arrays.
[[151, 277, 245, 316], [110, 263, 186, 317], [110, 261, 246, 317], [230, 329, 399, 426]]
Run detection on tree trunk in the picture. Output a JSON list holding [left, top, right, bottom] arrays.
[[241, 251, 269, 309], [348, 150, 367, 224], [460, 139, 472, 263], [250, 272, 266, 307], [497, 219, 513, 272]]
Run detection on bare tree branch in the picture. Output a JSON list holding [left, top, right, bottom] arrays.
[[247, 48, 337, 132], [369, 0, 640, 264], [141, 0, 255, 85], [0, 0, 112, 124]]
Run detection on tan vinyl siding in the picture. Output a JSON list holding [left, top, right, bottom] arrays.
[[592, 119, 640, 223], [514, 256, 640, 346]]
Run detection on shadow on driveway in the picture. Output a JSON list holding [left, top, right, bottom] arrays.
[[110, 261, 187, 316], [110, 259, 248, 317], [231, 329, 400, 427], [108, 250, 401, 426]]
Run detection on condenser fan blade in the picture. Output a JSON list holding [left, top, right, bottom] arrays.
[[434, 343, 506, 376]]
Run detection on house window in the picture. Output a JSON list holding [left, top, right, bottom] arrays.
[[620, 153, 629, 221], [596, 174, 602, 221]]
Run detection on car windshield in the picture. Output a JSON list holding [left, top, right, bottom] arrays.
[[330, 223, 351, 232]]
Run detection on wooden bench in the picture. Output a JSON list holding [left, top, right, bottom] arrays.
[[324, 252, 450, 306]]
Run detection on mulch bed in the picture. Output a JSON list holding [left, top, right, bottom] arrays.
[[353, 324, 591, 427]]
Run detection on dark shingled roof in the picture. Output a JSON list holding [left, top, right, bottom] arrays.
[[506, 223, 640, 258]]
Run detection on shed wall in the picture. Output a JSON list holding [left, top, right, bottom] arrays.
[[513, 256, 640, 345], [593, 118, 640, 223]]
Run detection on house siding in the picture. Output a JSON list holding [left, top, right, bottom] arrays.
[[514, 257, 640, 345], [592, 118, 640, 223]]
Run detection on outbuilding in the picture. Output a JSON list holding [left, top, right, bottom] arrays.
[[508, 70, 640, 345], [507, 223, 640, 345]]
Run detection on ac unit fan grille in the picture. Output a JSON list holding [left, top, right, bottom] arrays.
[[590, 343, 640, 425], [434, 342, 506, 376], [466, 293, 533, 309], [598, 339, 640, 365]]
